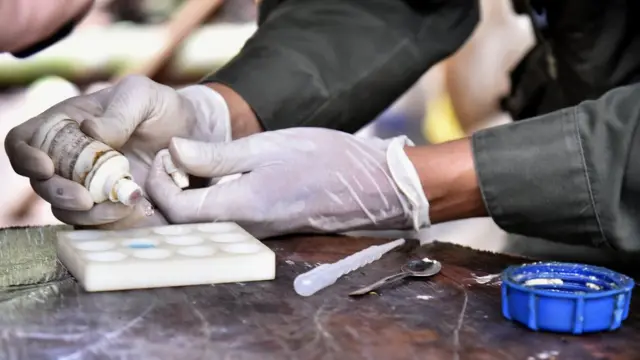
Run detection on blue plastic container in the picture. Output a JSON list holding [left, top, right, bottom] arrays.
[[501, 262, 634, 334]]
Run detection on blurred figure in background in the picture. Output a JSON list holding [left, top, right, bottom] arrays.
[[443, 0, 534, 135], [0, 0, 94, 56]]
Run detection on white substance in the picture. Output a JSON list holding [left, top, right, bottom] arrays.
[[532, 350, 559, 360], [56, 222, 276, 292], [471, 273, 501, 284], [586, 282, 602, 290], [524, 278, 564, 287], [30, 116, 143, 206], [416, 295, 434, 300]]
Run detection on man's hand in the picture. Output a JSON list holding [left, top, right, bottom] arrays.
[[146, 128, 430, 238], [4, 75, 231, 229]]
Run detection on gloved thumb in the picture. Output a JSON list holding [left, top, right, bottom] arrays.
[[146, 151, 238, 224], [169, 137, 264, 178], [80, 75, 165, 149]]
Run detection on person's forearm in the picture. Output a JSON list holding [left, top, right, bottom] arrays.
[[205, 0, 478, 133], [404, 138, 486, 223], [206, 83, 264, 139]]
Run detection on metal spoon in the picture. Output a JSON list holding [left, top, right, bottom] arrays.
[[348, 258, 442, 296]]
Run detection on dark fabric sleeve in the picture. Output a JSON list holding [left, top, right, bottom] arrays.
[[472, 84, 640, 251], [204, 0, 479, 134]]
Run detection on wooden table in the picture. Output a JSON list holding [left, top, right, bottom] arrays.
[[0, 235, 638, 360]]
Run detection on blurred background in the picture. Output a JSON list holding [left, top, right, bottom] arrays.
[[0, 0, 607, 260]]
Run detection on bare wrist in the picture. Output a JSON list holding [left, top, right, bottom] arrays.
[[403, 138, 486, 223], [205, 83, 264, 139]]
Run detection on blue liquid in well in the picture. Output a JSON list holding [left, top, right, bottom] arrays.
[[128, 243, 156, 249]]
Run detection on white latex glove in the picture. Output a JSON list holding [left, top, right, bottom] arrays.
[[4, 75, 231, 229], [146, 128, 430, 238]]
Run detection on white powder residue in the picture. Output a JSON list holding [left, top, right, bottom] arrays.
[[528, 350, 559, 360], [524, 278, 563, 287], [416, 295, 434, 300], [285, 260, 295, 265], [471, 273, 501, 285], [586, 282, 601, 290]]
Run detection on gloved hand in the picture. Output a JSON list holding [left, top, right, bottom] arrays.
[[146, 128, 430, 238], [4, 75, 231, 229]]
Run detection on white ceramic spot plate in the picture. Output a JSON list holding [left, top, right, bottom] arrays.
[[56, 222, 275, 292]]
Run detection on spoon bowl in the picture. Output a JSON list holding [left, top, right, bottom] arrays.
[[349, 257, 442, 296], [403, 258, 442, 275]]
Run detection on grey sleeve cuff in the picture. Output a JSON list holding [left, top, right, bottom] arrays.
[[471, 108, 607, 248]]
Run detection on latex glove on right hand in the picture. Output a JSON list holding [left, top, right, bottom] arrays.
[[146, 128, 430, 238], [4, 75, 231, 229]]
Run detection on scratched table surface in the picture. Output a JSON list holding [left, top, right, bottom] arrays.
[[1, 235, 640, 360]]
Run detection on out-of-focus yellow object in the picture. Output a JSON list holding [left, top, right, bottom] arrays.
[[423, 92, 465, 144], [443, 0, 534, 135]]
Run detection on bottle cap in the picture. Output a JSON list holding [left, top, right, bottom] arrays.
[[501, 262, 634, 334], [114, 178, 144, 206]]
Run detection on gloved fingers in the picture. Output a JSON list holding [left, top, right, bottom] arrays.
[[169, 136, 264, 178], [147, 152, 240, 224], [51, 201, 134, 226], [80, 75, 168, 149], [146, 152, 198, 223], [84, 81, 112, 95], [30, 176, 93, 211], [5, 137, 54, 179], [84, 202, 167, 230], [4, 90, 109, 180]]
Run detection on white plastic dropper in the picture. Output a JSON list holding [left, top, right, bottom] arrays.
[[160, 149, 190, 189], [293, 238, 406, 297]]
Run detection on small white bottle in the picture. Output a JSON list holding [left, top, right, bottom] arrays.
[[30, 116, 145, 206]]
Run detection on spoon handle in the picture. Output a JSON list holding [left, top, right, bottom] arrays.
[[349, 272, 409, 296]]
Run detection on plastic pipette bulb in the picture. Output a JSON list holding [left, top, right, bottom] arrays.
[[293, 238, 406, 297]]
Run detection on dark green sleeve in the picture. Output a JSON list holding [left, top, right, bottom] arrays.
[[473, 84, 640, 252], [204, 0, 479, 133]]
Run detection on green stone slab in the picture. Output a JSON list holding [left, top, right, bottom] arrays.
[[0, 225, 72, 288]]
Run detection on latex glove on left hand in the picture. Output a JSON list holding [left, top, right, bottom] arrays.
[[146, 128, 430, 238], [4, 75, 231, 229]]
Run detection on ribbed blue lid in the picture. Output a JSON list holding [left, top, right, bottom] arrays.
[[501, 262, 634, 334]]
